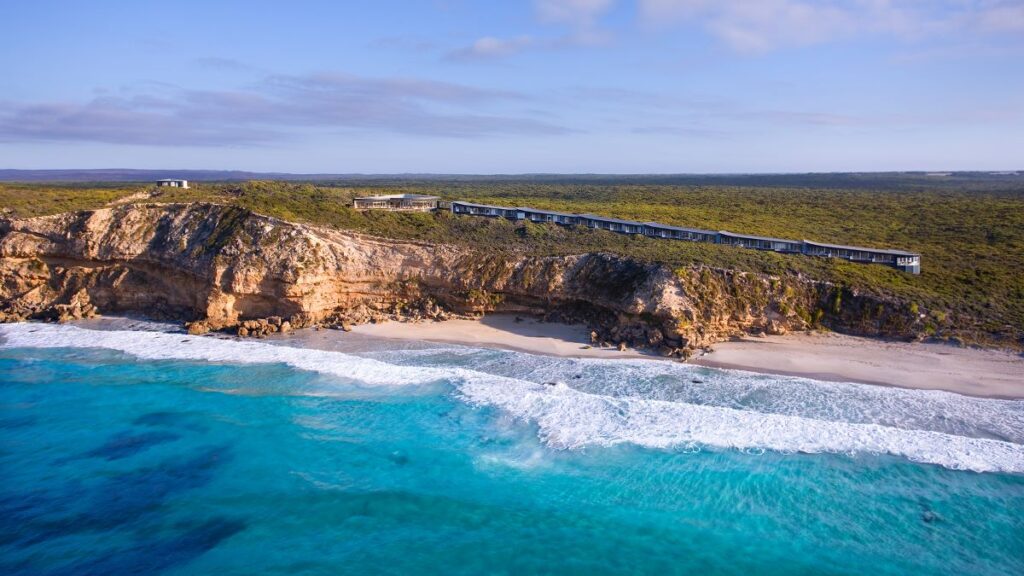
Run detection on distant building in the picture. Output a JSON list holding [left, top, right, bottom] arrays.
[[156, 179, 189, 189], [352, 194, 440, 211]]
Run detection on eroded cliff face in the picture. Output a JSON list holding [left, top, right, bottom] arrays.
[[0, 203, 922, 354]]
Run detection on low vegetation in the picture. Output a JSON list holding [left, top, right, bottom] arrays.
[[2, 176, 1022, 346]]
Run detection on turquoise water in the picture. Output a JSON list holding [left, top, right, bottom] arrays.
[[1, 323, 1022, 575]]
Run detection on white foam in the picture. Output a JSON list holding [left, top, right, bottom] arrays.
[[0, 322, 452, 387], [3, 322, 1023, 474], [455, 377, 1024, 473], [433, 346, 1024, 444]]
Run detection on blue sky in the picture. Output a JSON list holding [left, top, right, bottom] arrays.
[[1, 0, 1022, 173]]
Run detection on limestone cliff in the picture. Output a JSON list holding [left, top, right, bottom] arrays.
[[0, 203, 922, 354]]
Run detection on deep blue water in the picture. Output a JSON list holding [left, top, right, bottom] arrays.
[[1, 323, 1022, 575]]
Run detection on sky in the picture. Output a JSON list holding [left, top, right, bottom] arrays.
[[1, 0, 1022, 173]]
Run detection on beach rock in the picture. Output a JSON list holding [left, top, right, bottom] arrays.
[[237, 326, 249, 337], [186, 320, 210, 335], [766, 320, 787, 336], [617, 342, 628, 352]]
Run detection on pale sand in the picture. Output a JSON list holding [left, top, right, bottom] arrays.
[[694, 332, 1024, 399], [352, 315, 1024, 398], [351, 315, 649, 360]]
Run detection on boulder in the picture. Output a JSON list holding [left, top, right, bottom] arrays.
[[186, 320, 210, 335], [766, 320, 788, 336]]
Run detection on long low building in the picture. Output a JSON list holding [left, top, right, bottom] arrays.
[[718, 231, 804, 253], [449, 200, 921, 273], [353, 194, 440, 211], [803, 241, 921, 274]]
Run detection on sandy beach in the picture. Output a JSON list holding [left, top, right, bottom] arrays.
[[353, 315, 1024, 399], [695, 331, 1024, 399], [351, 315, 650, 359]]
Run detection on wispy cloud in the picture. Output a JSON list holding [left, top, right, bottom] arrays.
[[561, 83, 1021, 138], [638, 0, 1024, 53], [973, 1, 1024, 32], [446, 35, 538, 60], [0, 72, 572, 146], [446, 0, 614, 61]]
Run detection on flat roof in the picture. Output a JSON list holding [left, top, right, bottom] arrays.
[[579, 214, 646, 226], [355, 194, 439, 200], [517, 207, 579, 217], [447, 200, 917, 257], [719, 231, 801, 244], [803, 240, 919, 257], [156, 178, 187, 182], [451, 200, 515, 210], [644, 222, 717, 235]]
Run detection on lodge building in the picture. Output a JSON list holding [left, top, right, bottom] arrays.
[[352, 194, 440, 211], [156, 179, 189, 189], [449, 201, 921, 274]]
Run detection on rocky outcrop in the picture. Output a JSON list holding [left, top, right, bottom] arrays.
[[0, 203, 925, 352]]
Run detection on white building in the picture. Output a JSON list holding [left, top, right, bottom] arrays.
[[156, 179, 189, 189], [352, 194, 439, 211]]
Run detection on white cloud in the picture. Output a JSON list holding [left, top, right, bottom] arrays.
[[447, 36, 536, 60], [446, 0, 614, 62], [974, 2, 1024, 32], [0, 72, 572, 146], [637, 0, 1024, 53], [639, 0, 859, 52]]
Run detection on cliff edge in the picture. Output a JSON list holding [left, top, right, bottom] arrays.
[[0, 203, 923, 355]]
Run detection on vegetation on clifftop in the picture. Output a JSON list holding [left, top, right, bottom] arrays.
[[2, 176, 1022, 346]]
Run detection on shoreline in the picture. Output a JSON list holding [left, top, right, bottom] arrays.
[[351, 315, 1024, 399], [6, 314, 1022, 399], [694, 333, 1024, 400]]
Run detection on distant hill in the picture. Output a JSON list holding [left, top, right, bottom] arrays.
[[0, 169, 1021, 190], [0, 169, 319, 183]]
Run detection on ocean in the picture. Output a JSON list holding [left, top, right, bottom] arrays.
[[1, 321, 1022, 575]]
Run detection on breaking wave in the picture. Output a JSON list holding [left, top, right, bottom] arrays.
[[3, 322, 1023, 474]]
